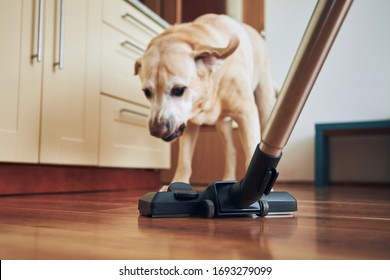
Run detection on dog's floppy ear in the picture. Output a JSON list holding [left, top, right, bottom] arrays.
[[193, 35, 239, 72], [134, 58, 142, 75]]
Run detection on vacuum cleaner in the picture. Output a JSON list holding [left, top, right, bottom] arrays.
[[138, 0, 353, 218]]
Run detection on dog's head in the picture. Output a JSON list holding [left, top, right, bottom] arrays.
[[135, 34, 239, 142]]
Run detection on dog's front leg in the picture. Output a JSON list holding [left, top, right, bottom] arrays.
[[172, 122, 200, 184]]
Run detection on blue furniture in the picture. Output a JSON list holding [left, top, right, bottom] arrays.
[[315, 120, 390, 187]]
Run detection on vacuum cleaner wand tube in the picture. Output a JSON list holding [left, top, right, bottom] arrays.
[[230, 0, 353, 208], [260, 0, 353, 157]]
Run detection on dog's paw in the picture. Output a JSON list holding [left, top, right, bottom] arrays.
[[159, 185, 169, 192]]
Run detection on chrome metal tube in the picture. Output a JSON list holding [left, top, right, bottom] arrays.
[[260, 0, 353, 157], [120, 108, 149, 118], [121, 40, 144, 53], [54, 0, 65, 69], [122, 13, 159, 35], [32, 0, 44, 62]]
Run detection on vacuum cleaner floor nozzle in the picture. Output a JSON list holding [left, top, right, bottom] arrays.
[[138, 181, 297, 218]]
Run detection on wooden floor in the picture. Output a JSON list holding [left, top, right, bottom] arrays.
[[0, 183, 389, 260]]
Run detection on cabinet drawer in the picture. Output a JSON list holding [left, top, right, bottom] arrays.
[[102, 0, 163, 49], [99, 95, 170, 169], [101, 24, 148, 106]]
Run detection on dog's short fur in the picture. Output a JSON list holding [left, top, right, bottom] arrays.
[[135, 14, 277, 187]]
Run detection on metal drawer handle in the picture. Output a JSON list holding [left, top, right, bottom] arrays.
[[31, 0, 44, 62], [122, 13, 158, 35], [120, 108, 148, 118], [54, 0, 65, 69], [121, 40, 144, 53]]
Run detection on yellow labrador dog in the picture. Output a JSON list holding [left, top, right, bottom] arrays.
[[135, 14, 277, 187]]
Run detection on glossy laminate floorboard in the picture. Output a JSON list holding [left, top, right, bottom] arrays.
[[0, 184, 389, 259]]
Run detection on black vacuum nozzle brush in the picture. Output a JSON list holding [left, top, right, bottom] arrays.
[[137, 144, 291, 218]]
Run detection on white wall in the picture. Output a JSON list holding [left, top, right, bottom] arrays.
[[265, 0, 390, 181]]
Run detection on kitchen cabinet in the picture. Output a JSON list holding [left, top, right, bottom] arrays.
[[0, 0, 169, 170], [0, 0, 101, 165], [99, 0, 170, 168]]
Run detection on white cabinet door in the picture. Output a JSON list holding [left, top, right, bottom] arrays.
[[0, 0, 42, 163], [39, 0, 101, 165]]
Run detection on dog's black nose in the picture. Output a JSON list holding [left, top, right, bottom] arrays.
[[149, 122, 169, 138], [162, 123, 186, 142]]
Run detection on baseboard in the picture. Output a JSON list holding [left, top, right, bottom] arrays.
[[0, 163, 160, 195]]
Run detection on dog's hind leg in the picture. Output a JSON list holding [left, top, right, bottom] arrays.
[[216, 117, 236, 180], [255, 72, 278, 135], [235, 101, 261, 169]]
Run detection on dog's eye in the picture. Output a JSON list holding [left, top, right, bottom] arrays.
[[143, 88, 152, 99], [171, 87, 186, 97]]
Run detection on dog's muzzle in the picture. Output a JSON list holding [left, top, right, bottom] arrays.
[[149, 122, 186, 142]]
